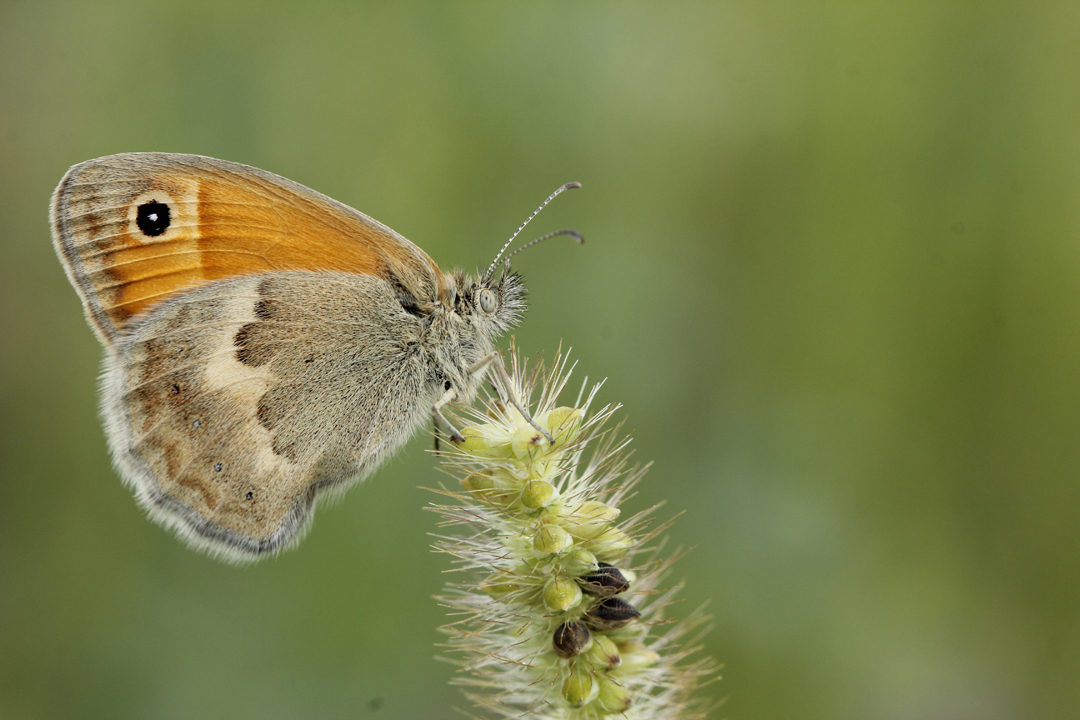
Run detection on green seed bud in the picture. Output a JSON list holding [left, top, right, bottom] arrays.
[[562, 669, 598, 708], [564, 548, 599, 576], [533, 524, 573, 555], [511, 421, 549, 458], [616, 642, 661, 672], [547, 406, 584, 444], [562, 500, 620, 538], [543, 576, 583, 611], [588, 526, 632, 556], [521, 480, 557, 510], [462, 471, 518, 506], [457, 425, 513, 457], [586, 632, 621, 670], [461, 472, 495, 492], [595, 676, 633, 713]]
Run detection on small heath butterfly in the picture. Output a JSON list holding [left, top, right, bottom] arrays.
[[50, 153, 580, 561]]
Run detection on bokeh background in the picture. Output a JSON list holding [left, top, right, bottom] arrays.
[[3, 1, 1079, 718]]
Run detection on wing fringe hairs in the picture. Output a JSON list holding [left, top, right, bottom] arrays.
[[428, 343, 719, 718]]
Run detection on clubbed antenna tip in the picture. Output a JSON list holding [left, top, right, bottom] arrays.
[[484, 182, 584, 282]]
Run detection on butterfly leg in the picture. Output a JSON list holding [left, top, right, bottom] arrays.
[[470, 352, 555, 445], [432, 384, 465, 443]]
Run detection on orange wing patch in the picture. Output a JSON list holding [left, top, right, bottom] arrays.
[[51, 153, 442, 345]]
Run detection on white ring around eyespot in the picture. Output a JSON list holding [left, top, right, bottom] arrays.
[[127, 190, 178, 240], [125, 178, 200, 244]]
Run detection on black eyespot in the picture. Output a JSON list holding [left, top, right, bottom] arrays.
[[170, 384, 180, 395], [136, 200, 171, 237], [444, 380, 452, 391], [245, 491, 254, 500], [214, 462, 223, 472]]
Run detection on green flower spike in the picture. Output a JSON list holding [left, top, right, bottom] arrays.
[[429, 344, 718, 718]]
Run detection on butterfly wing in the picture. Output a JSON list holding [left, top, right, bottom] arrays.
[[50, 152, 444, 344], [51, 153, 451, 560], [104, 270, 436, 561]]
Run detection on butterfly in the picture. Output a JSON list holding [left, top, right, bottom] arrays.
[[50, 153, 580, 561]]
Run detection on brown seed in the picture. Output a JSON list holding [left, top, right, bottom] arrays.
[[553, 621, 592, 658], [576, 562, 631, 597], [583, 597, 641, 631]]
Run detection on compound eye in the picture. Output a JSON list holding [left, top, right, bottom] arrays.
[[478, 288, 498, 314]]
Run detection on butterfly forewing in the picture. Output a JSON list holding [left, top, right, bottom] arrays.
[[50, 152, 443, 344]]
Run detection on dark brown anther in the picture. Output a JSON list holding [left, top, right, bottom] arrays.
[[553, 621, 592, 658], [577, 562, 631, 597], [583, 597, 642, 631]]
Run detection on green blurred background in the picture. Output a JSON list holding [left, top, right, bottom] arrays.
[[3, 1, 1079, 717]]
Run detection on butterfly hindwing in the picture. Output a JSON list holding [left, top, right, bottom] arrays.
[[104, 271, 435, 559]]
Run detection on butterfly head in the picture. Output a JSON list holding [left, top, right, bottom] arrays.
[[446, 181, 583, 339], [445, 267, 527, 339], [434, 182, 582, 348]]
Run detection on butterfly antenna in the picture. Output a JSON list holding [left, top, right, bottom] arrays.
[[503, 229, 584, 264], [484, 181, 582, 282]]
